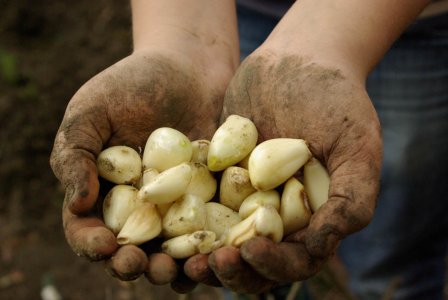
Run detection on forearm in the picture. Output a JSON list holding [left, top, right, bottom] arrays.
[[263, 0, 430, 81], [131, 0, 239, 70]]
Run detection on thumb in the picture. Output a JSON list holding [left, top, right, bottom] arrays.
[[305, 136, 382, 258], [50, 103, 109, 214], [50, 105, 119, 260]]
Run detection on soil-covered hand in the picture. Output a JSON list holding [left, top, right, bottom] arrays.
[[50, 50, 227, 289], [185, 49, 383, 293]]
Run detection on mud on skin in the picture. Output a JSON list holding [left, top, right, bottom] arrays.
[[220, 52, 382, 277], [50, 52, 227, 267], [51, 53, 223, 210], [223, 52, 381, 203], [209, 246, 275, 293]]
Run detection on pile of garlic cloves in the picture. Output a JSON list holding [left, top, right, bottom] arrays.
[[97, 115, 330, 259]]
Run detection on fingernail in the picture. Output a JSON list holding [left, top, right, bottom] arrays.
[[64, 185, 75, 206], [208, 249, 236, 278]]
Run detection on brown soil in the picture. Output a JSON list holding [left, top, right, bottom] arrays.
[[0, 1, 181, 299]]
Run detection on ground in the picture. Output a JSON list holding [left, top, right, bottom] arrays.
[[1, 1, 441, 300], [0, 1, 161, 298]]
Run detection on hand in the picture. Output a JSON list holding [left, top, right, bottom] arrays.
[[184, 49, 383, 293], [50, 49, 230, 289]]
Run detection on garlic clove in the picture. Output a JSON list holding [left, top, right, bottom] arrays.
[[97, 146, 142, 184], [142, 127, 192, 172], [162, 194, 207, 238], [116, 203, 162, 245], [161, 231, 220, 259], [253, 205, 284, 243], [156, 202, 173, 217], [224, 205, 283, 247], [190, 140, 210, 165], [237, 152, 251, 169], [137, 163, 192, 205], [248, 138, 312, 191], [195, 231, 223, 254], [205, 202, 241, 239], [135, 168, 159, 189], [103, 185, 141, 235], [219, 166, 256, 211], [184, 162, 217, 202], [280, 177, 311, 235], [238, 190, 280, 219], [142, 168, 159, 184], [207, 115, 258, 172], [304, 158, 330, 212]]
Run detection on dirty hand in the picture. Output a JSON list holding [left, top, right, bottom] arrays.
[[184, 48, 383, 292], [49, 50, 229, 289]]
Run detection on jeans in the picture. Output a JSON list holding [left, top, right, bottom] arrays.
[[237, 4, 448, 300]]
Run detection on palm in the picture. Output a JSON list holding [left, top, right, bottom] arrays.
[[201, 51, 383, 292], [63, 53, 220, 153], [50, 51, 225, 283]]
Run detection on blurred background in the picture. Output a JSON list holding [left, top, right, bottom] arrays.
[[0, 1, 421, 299], [0, 1, 154, 299]]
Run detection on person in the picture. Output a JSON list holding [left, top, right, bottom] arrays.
[[236, 1, 448, 299], [50, 0, 448, 299]]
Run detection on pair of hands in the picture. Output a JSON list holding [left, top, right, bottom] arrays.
[[50, 47, 382, 293]]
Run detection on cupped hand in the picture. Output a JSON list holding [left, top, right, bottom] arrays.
[[50, 50, 229, 288], [185, 49, 383, 293]]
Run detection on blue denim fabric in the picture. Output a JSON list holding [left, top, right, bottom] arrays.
[[338, 19, 448, 300], [236, 4, 448, 300], [238, 4, 280, 59]]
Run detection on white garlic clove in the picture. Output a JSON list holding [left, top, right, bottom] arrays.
[[162, 234, 198, 259], [156, 202, 173, 217], [116, 203, 162, 245], [137, 163, 192, 205], [135, 167, 159, 189], [142, 127, 192, 172], [219, 166, 256, 211], [196, 231, 223, 254], [207, 115, 258, 172], [205, 202, 241, 239], [304, 158, 330, 212], [142, 168, 159, 184], [97, 146, 142, 184], [237, 152, 251, 169], [224, 205, 283, 248], [162, 194, 206, 238], [190, 140, 210, 165], [238, 190, 280, 219], [248, 138, 312, 191], [161, 231, 220, 259], [102, 185, 142, 235], [184, 162, 217, 202], [280, 177, 311, 235]]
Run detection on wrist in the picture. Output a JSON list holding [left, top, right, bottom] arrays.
[[131, 0, 239, 74], [130, 45, 235, 101], [253, 44, 366, 88], [259, 0, 429, 82], [133, 27, 237, 81]]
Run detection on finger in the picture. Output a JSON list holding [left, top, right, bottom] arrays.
[[170, 268, 198, 294], [241, 237, 325, 283], [63, 203, 117, 260], [306, 134, 382, 258], [209, 246, 274, 294], [106, 245, 148, 281], [146, 253, 178, 285], [184, 254, 221, 287]]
